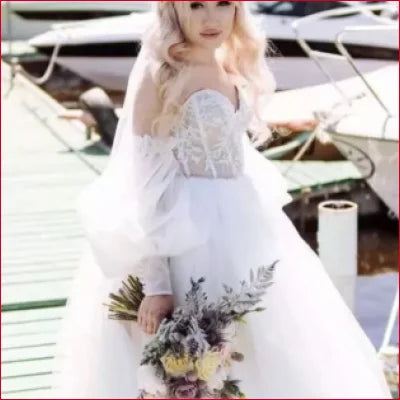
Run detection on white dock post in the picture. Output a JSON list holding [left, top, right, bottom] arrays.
[[317, 200, 358, 312]]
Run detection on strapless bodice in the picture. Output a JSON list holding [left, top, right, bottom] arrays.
[[170, 88, 252, 179]]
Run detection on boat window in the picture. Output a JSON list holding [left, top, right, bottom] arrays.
[[14, 11, 133, 21], [250, 2, 306, 17], [303, 2, 360, 19], [303, 2, 346, 15], [251, 1, 393, 20]]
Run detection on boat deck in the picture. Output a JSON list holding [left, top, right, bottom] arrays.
[[274, 159, 361, 193], [1, 60, 397, 398]]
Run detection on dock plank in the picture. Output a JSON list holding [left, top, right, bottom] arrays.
[[1, 281, 73, 305], [2, 307, 66, 324], [2, 374, 54, 397], [2, 387, 54, 399], [2, 344, 57, 363], [2, 269, 75, 285], [2, 317, 62, 338], [2, 333, 59, 350], [2, 360, 56, 383]]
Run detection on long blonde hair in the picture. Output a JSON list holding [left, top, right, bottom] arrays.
[[142, 1, 277, 140]]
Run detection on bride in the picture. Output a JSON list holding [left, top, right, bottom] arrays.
[[52, 1, 392, 398]]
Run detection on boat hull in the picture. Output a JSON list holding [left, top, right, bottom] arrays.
[[329, 132, 398, 217]]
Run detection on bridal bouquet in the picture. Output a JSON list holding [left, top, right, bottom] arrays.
[[105, 262, 277, 398]]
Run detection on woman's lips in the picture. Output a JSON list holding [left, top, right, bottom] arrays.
[[200, 31, 222, 39]]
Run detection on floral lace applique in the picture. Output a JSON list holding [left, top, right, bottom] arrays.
[[170, 89, 252, 179]]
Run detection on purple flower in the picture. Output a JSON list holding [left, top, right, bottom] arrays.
[[170, 380, 198, 398]]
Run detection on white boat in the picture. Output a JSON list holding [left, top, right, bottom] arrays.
[[267, 5, 398, 217], [261, 63, 398, 217], [28, 1, 398, 91], [293, 6, 399, 217], [252, 1, 398, 89], [324, 65, 399, 217], [1, 1, 150, 41]]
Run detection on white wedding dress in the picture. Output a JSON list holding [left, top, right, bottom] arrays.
[[51, 87, 392, 399]]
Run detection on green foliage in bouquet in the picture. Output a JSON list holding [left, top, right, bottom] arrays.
[[220, 379, 246, 398], [105, 275, 144, 321], [217, 260, 277, 323]]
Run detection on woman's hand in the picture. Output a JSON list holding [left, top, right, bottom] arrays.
[[138, 295, 174, 335]]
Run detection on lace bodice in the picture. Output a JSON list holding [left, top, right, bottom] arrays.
[[170, 88, 253, 179]]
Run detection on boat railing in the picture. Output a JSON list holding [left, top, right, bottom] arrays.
[[291, 2, 398, 110], [335, 24, 398, 117], [377, 286, 399, 395], [4, 0, 70, 88], [283, 3, 398, 166]]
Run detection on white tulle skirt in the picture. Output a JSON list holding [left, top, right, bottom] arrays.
[[51, 173, 392, 399]]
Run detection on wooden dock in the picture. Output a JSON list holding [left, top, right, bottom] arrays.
[[1, 60, 107, 398]]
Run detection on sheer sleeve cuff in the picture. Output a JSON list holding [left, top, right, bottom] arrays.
[[138, 256, 173, 296]]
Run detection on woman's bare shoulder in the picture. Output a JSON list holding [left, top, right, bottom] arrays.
[[179, 65, 216, 105]]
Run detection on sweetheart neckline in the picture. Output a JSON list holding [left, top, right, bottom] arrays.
[[180, 86, 242, 116]]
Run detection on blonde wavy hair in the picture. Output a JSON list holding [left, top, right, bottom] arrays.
[[141, 1, 277, 141]]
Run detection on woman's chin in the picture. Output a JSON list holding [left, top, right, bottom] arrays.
[[198, 40, 224, 50]]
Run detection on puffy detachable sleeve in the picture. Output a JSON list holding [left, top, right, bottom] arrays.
[[123, 134, 177, 296], [76, 132, 208, 296]]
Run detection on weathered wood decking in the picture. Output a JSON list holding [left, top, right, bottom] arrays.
[[1, 60, 108, 398]]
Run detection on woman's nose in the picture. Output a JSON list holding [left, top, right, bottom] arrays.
[[203, 7, 218, 25]]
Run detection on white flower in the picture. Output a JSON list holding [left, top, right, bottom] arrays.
[[137, 365, 168, 397], [222, 323, 237, 342], [207, 366, 229, 392]]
